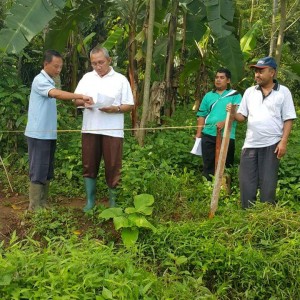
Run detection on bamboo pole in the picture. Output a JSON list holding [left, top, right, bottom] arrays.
[[209, 105, 235, 218]]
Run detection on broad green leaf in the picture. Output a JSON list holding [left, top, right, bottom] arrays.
[[134, 194, 154, 209], [113, 216, 130, 230], [220, 0, 235, 22], [240, 21, 261, 59], [185, 14, 207, 43], [128, 215, 156, 232], [0, 274, 12, 286], [102, 27, 125, 51], [125, 206, 154, 216], [290, 63, 300, 76], [0, 0, 66, 53], [175, 255, 188, 265], [99, 208, 123, 220], [216, 35, 244, 83], [121, 227, 139, 248], [102, 287, 113, 299]]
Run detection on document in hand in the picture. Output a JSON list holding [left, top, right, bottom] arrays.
[[97, 93, 115, 108], [190, 138, 202, 156]]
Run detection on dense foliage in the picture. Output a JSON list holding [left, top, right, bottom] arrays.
[[1, 106, 300, 299], [0, 0, 300, 298]]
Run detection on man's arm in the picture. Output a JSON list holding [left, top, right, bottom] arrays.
[[275, 119, 293, 159], [195, 116, 205, 138], [100, 104, 134, 113], [48, 88, 93, 104]]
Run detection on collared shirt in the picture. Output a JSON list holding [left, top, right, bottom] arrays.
[[196, 89, 242, 139], [237, 81, 296, 148], [25, 70, 57, 139], [75, 68, 134, 138]]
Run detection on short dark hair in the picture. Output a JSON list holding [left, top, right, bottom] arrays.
[[216, 68, 231, 79], [43, 50, 62, 63]]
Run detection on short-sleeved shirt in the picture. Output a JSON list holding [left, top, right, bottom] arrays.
[[25, 70, 57, 140], [196, 89, 242, 139], [237, 81, 296, 148], [75, 68, 134, 138]]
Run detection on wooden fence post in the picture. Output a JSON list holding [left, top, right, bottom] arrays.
[[209, 105, 235, 218]]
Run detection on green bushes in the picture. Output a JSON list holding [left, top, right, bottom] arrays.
[[139, 204, 300, 299], [1, 105, 300, 299], [1, 204, 299, 299], [0, 236, 158, 299]]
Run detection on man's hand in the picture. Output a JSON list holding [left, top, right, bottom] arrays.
[[82, 96, 94, 106], [274, 140, 287, 159], [216, 121, 225, 130]]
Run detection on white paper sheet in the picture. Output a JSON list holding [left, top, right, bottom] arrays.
[[96, 93, 115, 108], [190, 138, 202, 156], [77, 94, 115, 109]]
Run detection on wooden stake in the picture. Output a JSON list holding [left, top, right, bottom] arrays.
[[209, 105, 235, 218], [215, 127, 222, 173]]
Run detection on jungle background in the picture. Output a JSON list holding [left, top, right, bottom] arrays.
[[0, 0, 300, 299]]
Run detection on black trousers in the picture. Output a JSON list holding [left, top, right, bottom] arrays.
[[27, 137, 56, 184], [239, 144, 280, 209], [201, 133, 235, 180]]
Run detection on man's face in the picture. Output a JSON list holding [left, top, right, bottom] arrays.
[[254, 67, 275, 87], [90, 51, 111, 77], [44, 56, 63, 78], [214, 72, 230, 91]]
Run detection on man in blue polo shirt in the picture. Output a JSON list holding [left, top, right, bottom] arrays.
[[25, 49, 93, 211], [195, 68, 242, 180], [232, 57, 296, 208]]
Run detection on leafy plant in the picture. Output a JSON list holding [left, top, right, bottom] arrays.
[[99, 194, 156, 248]]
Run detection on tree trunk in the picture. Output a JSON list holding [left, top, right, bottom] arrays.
[[179, 9, 189, 106], [275, 0, 287, 66], [164, 0, 179, 117], [193, 61, 209, 111], [249, 0, 255, 23], [136, 0, 155, 146], [269, 0, 278, 57], [128, 25, 139, 132]]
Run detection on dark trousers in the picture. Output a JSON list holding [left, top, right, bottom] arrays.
[[201, 133, 235, 180], [239, 143, 280, 209], [27, 137, 56, 184], [82, 134, 123, 188]]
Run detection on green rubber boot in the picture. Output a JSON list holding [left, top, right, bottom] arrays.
[[108, 188, 117, 207], [28, 183, 43, 211], [83, 177, 96, 212], [40, 180, 50, 209]]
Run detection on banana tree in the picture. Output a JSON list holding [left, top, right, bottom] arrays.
[[0, 0, 66, 53]]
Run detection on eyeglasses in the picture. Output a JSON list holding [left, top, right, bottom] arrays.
[[91, 60, 107, 67]]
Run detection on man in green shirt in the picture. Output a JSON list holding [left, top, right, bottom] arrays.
[[195, 68, 242, 180]]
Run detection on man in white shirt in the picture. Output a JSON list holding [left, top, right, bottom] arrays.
[[74, 46, 134, 211], [232, 57, 296, 208]]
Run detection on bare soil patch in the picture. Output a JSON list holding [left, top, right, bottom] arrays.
[[0, 188, 115, 243]]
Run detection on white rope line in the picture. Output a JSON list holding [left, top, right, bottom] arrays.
[[0, 124, 216, 134]]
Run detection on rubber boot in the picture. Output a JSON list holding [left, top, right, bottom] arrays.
[[40, 180, 50, 209], [28, 183, 43, 211], [108, 188, 117, 207], [83, 177, 96, 212]]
